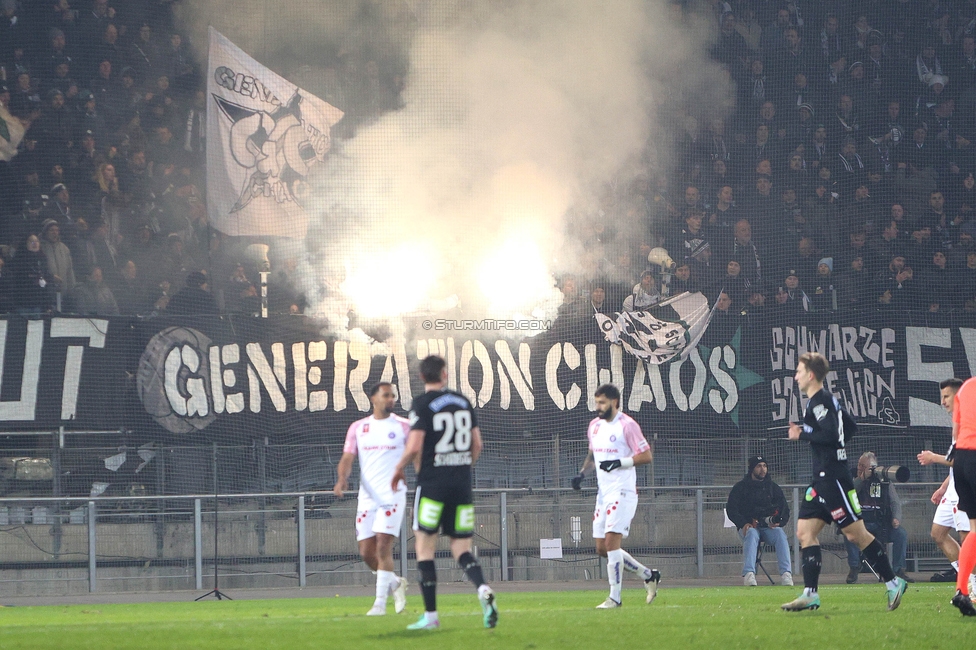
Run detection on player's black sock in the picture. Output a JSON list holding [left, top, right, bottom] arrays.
[[861, 539, 896, 582], [418, 560, 437, 612], [458, 552, 486, 588], [801, 546, 822, 591]]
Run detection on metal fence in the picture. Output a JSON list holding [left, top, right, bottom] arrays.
[[0, 432, 952, 498], [0, 483, 953, 597]]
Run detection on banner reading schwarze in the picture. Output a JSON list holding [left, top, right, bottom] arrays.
[[766, 314, 976, 432], [206, 28, 344, 238]]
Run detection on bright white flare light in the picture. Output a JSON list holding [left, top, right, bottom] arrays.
[[342, 244, 437, 318], [478, 237, 555, 314]]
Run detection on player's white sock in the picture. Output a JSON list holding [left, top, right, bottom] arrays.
[[885, 578, 899, 590], [477, 584, 492, 598], [376, 570, 395, 605], [953, 561, 960, 572], [425, 610, 439, 622], [620, 550, 653, 581], [607, 549, 623, 603], [387, 574, 402, 595]]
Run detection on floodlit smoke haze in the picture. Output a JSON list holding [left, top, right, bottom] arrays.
[[179, 0, 729, 332]]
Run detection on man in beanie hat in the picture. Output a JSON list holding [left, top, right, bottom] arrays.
[[810, 258, 836, 312], [726, 455, 793, 586]]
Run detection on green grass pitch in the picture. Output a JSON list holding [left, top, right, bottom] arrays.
[[1, 584, 973, 649]]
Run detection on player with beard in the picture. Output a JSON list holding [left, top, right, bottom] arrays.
[[783, 352, 908, 612], [571, 384, 661, 608]]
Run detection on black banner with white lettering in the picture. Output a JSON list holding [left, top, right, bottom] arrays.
[[0, 313, 973, 446]]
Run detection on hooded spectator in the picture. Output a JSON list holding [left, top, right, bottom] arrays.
[[921, 250, 953, 312], [720, 259, 751, 307], [670, 261, 696, 294], [166, 270, 219, 315], [837, 254, 872, 310], [9, 233, 54, 314], [33, 89, 75, 163]]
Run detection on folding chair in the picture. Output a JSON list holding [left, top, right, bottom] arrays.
[[755, 544, 775, 585], [725, 508, 775, 585]]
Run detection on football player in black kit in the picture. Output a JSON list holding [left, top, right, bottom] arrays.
[[391, 355, 498, 630], [782, 352, 908, 611]]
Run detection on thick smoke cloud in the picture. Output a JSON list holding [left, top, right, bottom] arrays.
[[177, 0, 730, 334]]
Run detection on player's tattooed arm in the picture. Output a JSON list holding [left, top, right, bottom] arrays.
[[333, 452, 355, 498]]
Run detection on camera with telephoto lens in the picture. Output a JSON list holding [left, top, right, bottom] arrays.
[[868, 465, 910, 483], [759, 511, 784, 527]]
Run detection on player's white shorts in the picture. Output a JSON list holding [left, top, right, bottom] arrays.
[[934, 497, 972, 533], [355, 491, 407, 541], [592, 489, 638, 539]]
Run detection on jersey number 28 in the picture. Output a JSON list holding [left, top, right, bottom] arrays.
[[433, 411, 472, 453]]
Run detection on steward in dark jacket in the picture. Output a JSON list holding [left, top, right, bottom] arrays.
[[726, 455, 791, 530]]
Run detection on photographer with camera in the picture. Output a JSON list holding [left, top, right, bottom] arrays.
[[844, 452, 913, 584], [726, 455, 793, 586]]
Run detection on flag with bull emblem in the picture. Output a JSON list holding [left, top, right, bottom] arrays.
[[594, 291, 716, 365], [207, 27, 344, 237]]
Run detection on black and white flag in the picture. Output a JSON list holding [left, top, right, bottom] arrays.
[[595, 291, 716, 365], [207, 28, 344, 237]]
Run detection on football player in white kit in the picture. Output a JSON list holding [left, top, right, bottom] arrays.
[[334, 382, 410, 616], [571, 384, 661, 608], [918, 378, 976, 596]]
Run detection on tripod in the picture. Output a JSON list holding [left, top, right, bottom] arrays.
[[196, 442, 232, 601]]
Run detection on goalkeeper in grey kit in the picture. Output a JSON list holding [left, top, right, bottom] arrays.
[[783, 351, 908, 612]]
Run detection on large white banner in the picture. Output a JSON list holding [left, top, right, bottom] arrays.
[[595, 291, 716, 365], [206, 27, 344, 237]]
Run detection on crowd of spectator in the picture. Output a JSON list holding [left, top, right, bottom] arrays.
[[3, 1, 976, 322], [0, 0, 405, 318], [559, 0, 976, 320]]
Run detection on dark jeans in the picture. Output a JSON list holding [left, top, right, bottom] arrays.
[[845, 520, 908, 573]]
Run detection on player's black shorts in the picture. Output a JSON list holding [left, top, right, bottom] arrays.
[[953, 448, 976, 520], [797, 473, 862, 529], [412, 482, 474, 538]]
